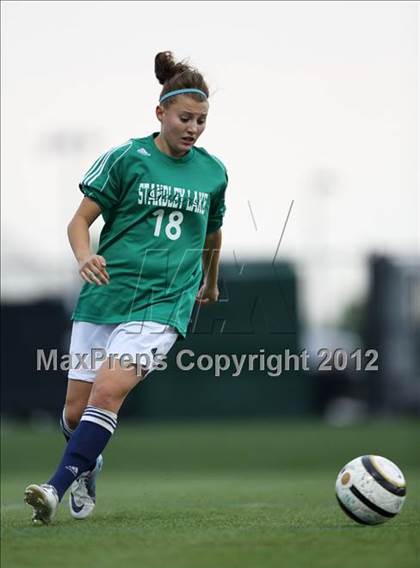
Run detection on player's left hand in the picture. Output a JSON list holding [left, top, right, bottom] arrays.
[[196, 283, 219, 304]]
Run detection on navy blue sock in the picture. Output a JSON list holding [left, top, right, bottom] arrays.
[[48, 406, 117, 501], [60, 407, 97, 472]]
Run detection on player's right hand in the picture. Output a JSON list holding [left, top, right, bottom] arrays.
[[78, 255, 110, 285]]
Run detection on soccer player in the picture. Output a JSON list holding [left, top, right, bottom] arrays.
[[24, 51, 228, 524]]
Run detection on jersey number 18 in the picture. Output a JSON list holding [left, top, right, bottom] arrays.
[[152, 209, 184, 241]]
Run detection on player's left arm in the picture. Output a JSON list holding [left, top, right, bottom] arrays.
[[196, 228, 222, 304]]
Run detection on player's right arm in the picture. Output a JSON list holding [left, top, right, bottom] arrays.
[[67, 197, 110, 286]]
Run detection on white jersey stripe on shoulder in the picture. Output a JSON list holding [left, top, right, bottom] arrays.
[[83, 141, 131, 187], [83, 148, 114, 185], [87, 140, 131, 187], [83, 149, 114, 186], [82, 149, 110, 180], [98, 141, 133, 191], [83, 141, 131, 186]]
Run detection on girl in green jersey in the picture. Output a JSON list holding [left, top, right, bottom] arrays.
[[24, 51, 228, 524]]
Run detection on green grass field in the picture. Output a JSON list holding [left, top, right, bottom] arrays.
[[1, 419, 419, 568]]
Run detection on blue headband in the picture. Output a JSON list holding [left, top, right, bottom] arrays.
[[159, 88, 207, 104]]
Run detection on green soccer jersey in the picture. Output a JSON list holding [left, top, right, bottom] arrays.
[[71, 132, 228, 337]]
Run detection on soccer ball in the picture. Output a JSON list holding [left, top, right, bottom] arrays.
[[335, 455, 406, 525]]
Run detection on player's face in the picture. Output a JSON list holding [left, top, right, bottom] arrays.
[[156, 95, 209, 157]]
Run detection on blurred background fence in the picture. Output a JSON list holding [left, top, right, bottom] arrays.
[[2, 256, 419, 422]]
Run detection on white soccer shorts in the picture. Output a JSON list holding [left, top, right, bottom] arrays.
[[67, 321, 178, 382]]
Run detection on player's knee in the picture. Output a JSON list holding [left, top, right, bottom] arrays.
[[64, 411, 81, 430], [89, 382, 125, 410], [64, 400, 85, 429]]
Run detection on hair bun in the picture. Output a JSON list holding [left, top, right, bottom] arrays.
[[154, 51, 209, 105], [155, 51, 189, 85]]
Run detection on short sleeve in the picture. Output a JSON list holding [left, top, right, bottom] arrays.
[[206, 163, 228, 235], [79, 140, 132, 210]]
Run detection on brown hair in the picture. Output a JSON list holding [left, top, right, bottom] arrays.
[[154, 51, 209, 107]]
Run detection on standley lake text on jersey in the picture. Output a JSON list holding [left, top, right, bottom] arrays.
[[138, 183, 209, 214]]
